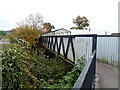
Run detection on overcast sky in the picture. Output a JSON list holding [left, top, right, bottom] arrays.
[[0, 0, 119, 33]]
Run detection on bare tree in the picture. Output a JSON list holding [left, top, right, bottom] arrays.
[[17, 12, 44, 30]]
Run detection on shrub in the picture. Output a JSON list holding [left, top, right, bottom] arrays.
[[2, 39, 73, 88], [2, 39, 38, 88], [8, 27, 43, 47]]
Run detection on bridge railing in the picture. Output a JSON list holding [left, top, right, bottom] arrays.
[[39, 34, 97, 89], [73, 50, 96, 89]]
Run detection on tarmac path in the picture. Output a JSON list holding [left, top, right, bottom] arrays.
[[95, 61, 118, 89]]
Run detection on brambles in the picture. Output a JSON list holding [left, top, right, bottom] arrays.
[[2, 39, 85, 88], [2, 39, 73, 88]]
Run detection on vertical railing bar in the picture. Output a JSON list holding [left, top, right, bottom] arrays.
[[92, 35, 97, 52], [48, 37, 50, 48], [53, 37, 57, 52], [61, 37, 66, 58], [45, 37, 47, 46], [65, 37, 71, 59], [47, 37, 48, 47], [50, 37, 53, 49], [49, 37, 51, 48], [70, 37, 75, 63], [56, 37, 59, 52], [58, 37, 62, 55]]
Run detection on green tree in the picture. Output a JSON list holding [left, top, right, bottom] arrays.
[[70, 16, 90, 30]]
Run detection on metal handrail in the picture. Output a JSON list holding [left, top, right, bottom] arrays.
[[73, 50, 96, 89]]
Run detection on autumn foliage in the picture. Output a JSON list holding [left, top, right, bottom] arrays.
[[8, 27, 44, 47], [7, 13, 48, 47]]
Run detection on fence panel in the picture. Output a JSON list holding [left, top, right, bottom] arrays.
[[74, 37, 93, 63], [97, 35, 119, 66]]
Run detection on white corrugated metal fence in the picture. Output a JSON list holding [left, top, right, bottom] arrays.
[[97, 35, 119, 66]]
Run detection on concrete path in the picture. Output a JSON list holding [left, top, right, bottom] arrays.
[[0, 39, 10, 44], [95, 61, 118, 89], [0, 39, 10, 59]]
